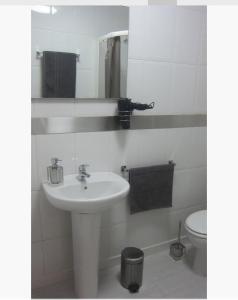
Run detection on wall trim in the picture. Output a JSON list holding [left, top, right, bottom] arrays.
[[99, 236, 189, 270], [31, 114, 206, 135], [31, 97, 119, 103]]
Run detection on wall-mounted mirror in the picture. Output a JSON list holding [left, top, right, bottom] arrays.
[[31, 6, 129, 99]]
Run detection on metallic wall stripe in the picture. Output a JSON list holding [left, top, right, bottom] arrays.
[[31, 98, 119, 103], [31, 114, 206, 135]]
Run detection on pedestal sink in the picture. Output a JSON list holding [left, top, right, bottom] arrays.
[[43, 172, 130, 298]]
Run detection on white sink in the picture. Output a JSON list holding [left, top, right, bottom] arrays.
[[43, 172, 129, 298], [43, 172, 129, 213]]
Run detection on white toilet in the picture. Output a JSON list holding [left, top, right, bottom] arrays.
[[185, 210, 207, 276]]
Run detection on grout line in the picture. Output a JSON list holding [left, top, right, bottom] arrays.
[[99, 235, 189, 270], [174, 165, 207, 172], [31, 234, 72, 245], [32, 26, 97, 38], [31, 187, 41, 192], [99, 203, 206, 230], [128, 57, 207, 67], [31, 203, 206, 243]]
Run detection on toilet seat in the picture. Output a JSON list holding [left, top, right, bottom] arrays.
[[185, 210, 207, 239]]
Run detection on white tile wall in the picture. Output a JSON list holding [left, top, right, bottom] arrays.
[[173, 167, 207, 209], [127, 60, 172, 113], [75, 131, 127, 173], [31, 102, 75, 118], [31, 6, 206, 289], [75, 70, 96, 98], [39, 190, 72, 240], [167, 127, 207, 170], [122, 129, 171, 167], [31, 29, 51, 67], [43, 237, 73, 274], [170, 64, 197, 114], [173, 8, 204, 65], [35, 133, 76, 184], [127, 6, 206, 115], [74, 101, 117, 117], [31, 7, 129, 37], [31, 66, 41, 99], [128, 6, 176, 62], [126, 60, 144, 102], [31, 136, 40, 190], [195, 65, 207, 113], [127, 204, 205, 249]]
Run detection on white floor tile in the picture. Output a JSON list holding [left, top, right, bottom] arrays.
[[32, 248, 206, 299], [32, 242, 44, 284], [31, 191, 43, 242], [32, 280, 76, 299]]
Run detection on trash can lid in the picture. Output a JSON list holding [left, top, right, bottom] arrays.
[[122, 247, 144, 263]]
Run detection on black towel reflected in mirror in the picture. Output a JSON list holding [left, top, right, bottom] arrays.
[[42, 51, 76, 98]]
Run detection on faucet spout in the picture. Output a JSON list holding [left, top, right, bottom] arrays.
[[78, 164, 90, 182], [81, 171, 90, 178]]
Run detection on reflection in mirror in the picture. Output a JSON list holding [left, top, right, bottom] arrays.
[[31, 6, 129, 99]]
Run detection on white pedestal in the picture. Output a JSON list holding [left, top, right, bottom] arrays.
[[71, 212, 101, 298]]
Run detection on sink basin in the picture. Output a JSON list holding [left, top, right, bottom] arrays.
[[43, 172, 129, 213], [42, 171, 130, 298]]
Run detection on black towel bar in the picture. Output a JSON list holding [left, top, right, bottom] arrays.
[[121, 161, 176, 173], [36, 50, 80, 62]]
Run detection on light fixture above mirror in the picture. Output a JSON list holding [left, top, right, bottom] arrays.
[[31, 6, 57, 15]]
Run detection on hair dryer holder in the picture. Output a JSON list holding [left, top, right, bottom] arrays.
[[118, 98, 155, 129]]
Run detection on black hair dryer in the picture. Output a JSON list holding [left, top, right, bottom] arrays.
[[118, 98, 155, 129]]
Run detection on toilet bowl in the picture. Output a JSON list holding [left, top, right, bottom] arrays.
[[185, 210, 207, 276]]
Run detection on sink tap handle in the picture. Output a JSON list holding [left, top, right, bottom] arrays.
[[79, 164, 89, 172]]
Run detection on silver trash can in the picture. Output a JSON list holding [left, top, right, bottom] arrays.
[[121, 247, 144, 293]]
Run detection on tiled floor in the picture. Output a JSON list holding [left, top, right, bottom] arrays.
[[32, 247, 207, 299]]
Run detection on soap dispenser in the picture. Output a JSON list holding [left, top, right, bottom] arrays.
[[47, 158, 64, 185]]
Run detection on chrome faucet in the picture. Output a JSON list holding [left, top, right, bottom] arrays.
[[78, 164, 90, 182]]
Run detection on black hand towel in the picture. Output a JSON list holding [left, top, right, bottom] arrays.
[[129, 163, 175, 214], [42, 51, 76, 98]]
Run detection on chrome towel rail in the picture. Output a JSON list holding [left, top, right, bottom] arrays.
[[36, 50, 80, 62]]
